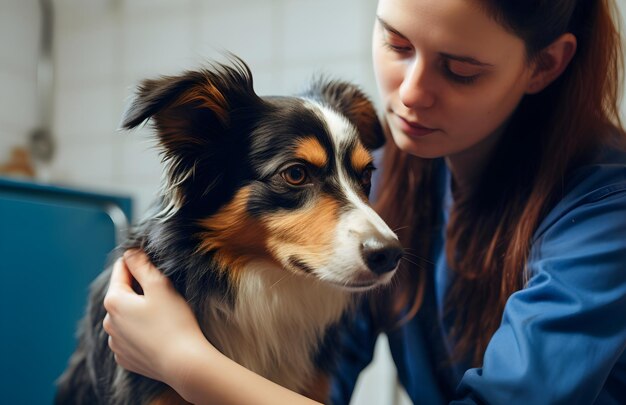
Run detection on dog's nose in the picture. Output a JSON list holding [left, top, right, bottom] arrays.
[[362, 242, 403, 275]]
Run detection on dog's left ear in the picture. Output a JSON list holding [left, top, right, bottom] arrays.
[[306, 79, 385, 150]]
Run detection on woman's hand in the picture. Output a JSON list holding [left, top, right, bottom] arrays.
[[103, 250, 211, 387], [103, 250, 320, 405]]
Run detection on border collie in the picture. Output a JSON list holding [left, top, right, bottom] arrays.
[[55, 57, 402, 404]]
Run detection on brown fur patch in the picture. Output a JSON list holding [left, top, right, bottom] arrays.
[[294, 137, 328, 168], [264, 196, 339, 271], [154, 82, 230, 151], [344, 96, 385, 150], [197, 187, 272, 276], [148, 387, 191, 405], [315, 81, 384, 149], [174, 83, 229, 125], [351, 143, 373, 172]]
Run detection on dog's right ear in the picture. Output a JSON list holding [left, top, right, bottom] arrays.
[[121, 59, 261, 162], [121, 73, 231, 130]]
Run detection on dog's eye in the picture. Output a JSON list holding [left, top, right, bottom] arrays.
[[361, 166, 374, 188], [281, 164, 309, 186]]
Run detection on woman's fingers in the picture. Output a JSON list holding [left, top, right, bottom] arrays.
[[123, 249, 167, 292], [123, 249, 151, 284], [103, 248, 197, 383], [104, 258, 139, 317], [103, 313, 112, 335], [108, 257, 134, 294]]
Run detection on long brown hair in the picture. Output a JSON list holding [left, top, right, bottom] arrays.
[[374, 0, 625, 366]]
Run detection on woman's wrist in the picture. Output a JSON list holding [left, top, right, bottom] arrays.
[[165, 334, 221, 403], [169, 340, 321, 405]]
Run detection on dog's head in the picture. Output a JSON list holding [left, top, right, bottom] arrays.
[[122, 58, 401, 291]]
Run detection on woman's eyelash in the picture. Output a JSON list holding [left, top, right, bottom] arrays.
[[382, 39, 412, 53], [442, 60, 480, 85]]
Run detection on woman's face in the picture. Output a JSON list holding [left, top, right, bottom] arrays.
[[373, 0, 535, 162]]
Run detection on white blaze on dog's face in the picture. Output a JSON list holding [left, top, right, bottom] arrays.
[[266, 103, 401, 291]]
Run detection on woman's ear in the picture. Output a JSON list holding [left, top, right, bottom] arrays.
[[526, 33, 577, 94]]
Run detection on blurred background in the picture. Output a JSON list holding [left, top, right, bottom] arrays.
[[1, 0, 625, 404]]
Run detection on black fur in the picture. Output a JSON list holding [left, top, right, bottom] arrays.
[[55, 56, 385, 404]]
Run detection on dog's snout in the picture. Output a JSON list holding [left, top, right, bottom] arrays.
[[361, 241, 403, 275]]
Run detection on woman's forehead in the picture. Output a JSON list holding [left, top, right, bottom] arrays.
[[375, 0, 525, 63]]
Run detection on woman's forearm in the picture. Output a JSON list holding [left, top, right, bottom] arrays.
[[172, 341, 322, 405]]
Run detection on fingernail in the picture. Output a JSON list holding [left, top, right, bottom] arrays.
[[123, 249, 139, 259]]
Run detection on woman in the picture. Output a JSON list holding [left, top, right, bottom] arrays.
[[103, 0, 626, 403]]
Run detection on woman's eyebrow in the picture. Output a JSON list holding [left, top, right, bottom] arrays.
[[376, 16, 408, 39]]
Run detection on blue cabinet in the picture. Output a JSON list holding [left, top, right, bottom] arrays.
[[0, 177, 132, 405]]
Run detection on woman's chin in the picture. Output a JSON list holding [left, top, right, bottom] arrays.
[[390, 130, 444, 159]]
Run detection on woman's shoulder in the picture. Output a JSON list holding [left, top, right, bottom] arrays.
[[533, 141, 626, 242], [524, 140, 626, 291], [564, 142, 626, 203]]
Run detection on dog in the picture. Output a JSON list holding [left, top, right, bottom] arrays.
[[55, 57, 402, 404]]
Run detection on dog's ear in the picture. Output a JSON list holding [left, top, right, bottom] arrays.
[[121, 59, 264, 212], [306, 79, 385, 150], [121, 59, 261, 160]]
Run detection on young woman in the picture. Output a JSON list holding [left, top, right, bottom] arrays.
[[102, 0, 626, 403]]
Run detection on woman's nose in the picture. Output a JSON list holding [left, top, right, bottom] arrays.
[[398, 59, 435, 109]]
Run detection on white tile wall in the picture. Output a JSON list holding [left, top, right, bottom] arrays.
[[52, 82, 120, 139], [281, 0, 367, 63], [196, 1, 276, 69], [122, 8, 196, 82], [0, 69, 38, 136], [54, 11, 118, 87], [0, 1, 40, 74], [51, 137, 115, 184], [0, 0, 40, 157]]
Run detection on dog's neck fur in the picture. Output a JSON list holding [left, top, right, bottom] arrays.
[[201, 260, 353, 393]]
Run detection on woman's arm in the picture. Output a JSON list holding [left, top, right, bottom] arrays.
[[453, 188, 626, 404], [103, 250, 320, 405]]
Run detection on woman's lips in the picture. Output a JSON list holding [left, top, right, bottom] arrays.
[[394, 114, 437, 137]]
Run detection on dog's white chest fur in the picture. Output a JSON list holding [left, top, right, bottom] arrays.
[[202, 260, 352, 392]]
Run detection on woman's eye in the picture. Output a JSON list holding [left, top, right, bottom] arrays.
[[281, 165, 309, 186], [382, 31, 412, 54], [383, 40, 412, 53], [443, 59, 482, 85]]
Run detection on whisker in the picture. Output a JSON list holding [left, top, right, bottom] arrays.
[[270, 273, 294, 289], [400, 257, 428, 271], [392, 225, 410, 233], [402, 252, 429, 261], [402, 249, 436, 265]]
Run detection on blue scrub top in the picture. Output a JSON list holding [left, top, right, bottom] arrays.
[[330, 143, 626, 404]]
